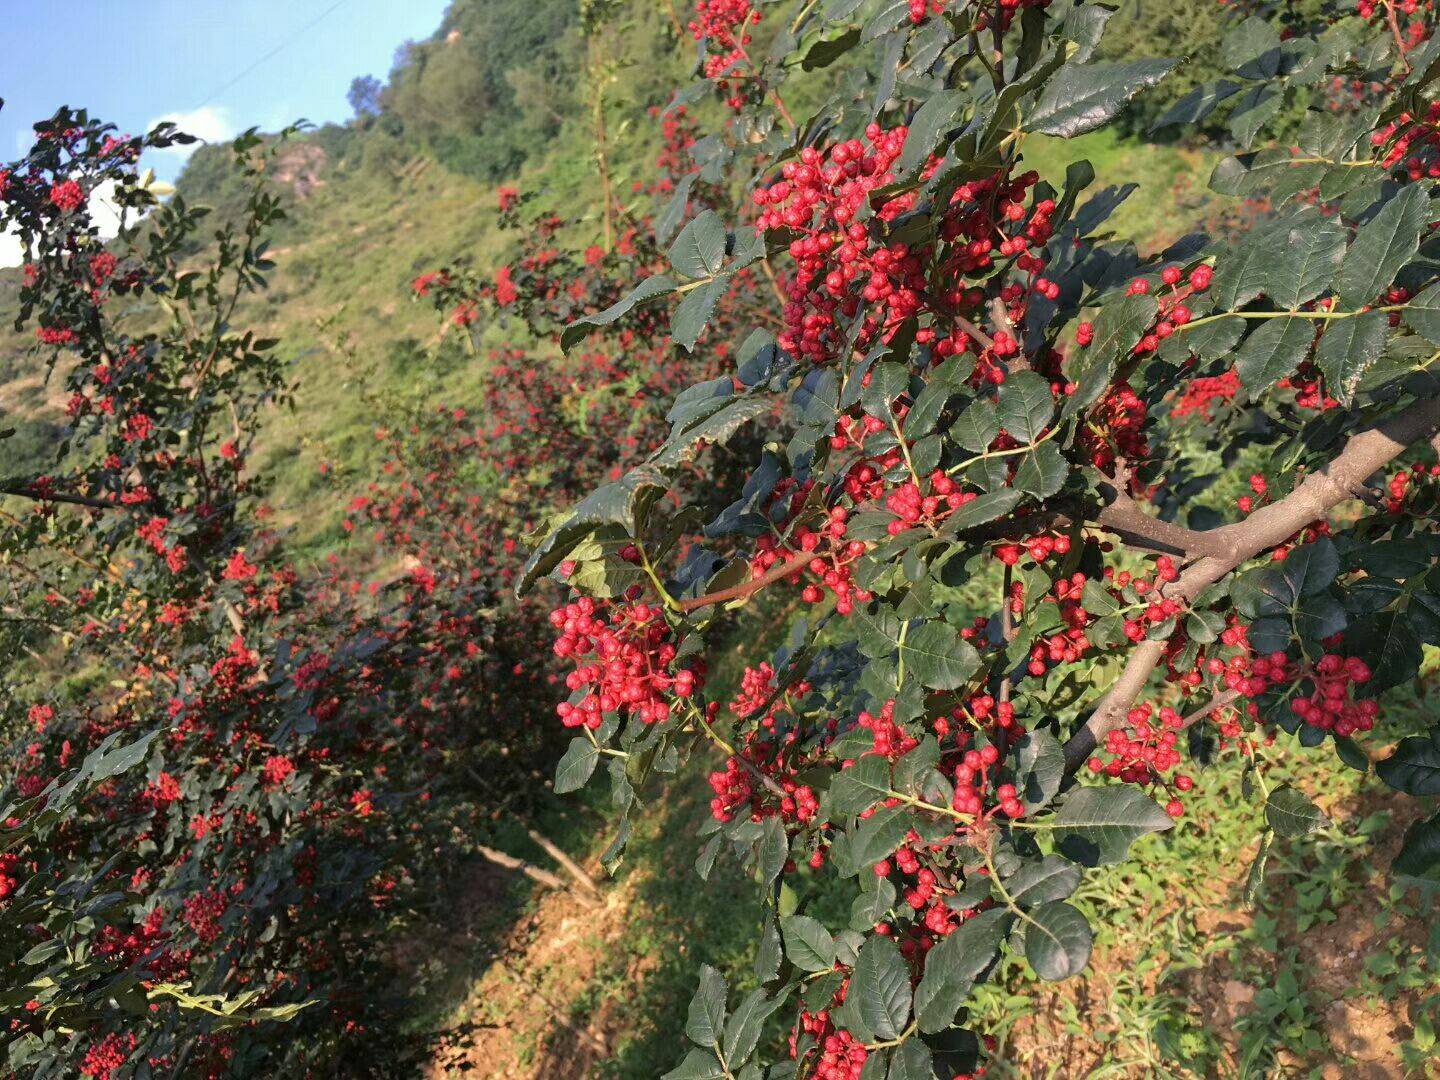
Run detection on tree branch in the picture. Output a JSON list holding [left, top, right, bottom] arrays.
[[1063, 394, 1440, 772], [0, 482, 128, 511]]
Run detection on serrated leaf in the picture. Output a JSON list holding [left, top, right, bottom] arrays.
[[672, 276, 729, 352], [723, 989, 782, 1066], [1066, 294, 1157, 412], [1264, 784, 1328, 837], [1235, 316, 1314, 395], [1335, 184, 1429, 308], [942, 489, 1022, 533], [781, 915, 838, 973], [851, 934, 911, 1040], [1376, 726, 1440, 796], [1269, 216, 1347, 309], [829, 756, 893, 816], [1013, 730, 1064, 811], [1004, 856, 1081, 906], [1394, 812, 1440, 878], [913, 907, 1008, 1033], [669, 210, 728, 280], [802, 26, 861, 70], [1024, 901, 1093, 981], [1150, 79, 1242, 131], [886, 1039, 934, 1080], [1242, 830, 1273, 907], [997, 371, 1054, 442], [1052, 785, 1174, 866], [562, 274, 677, 352], [554, 737, 600, 794], [1316, 310, 1387, 405], [895, 90, 966, 178], [1013, 441, 1068, 500], [900, 622, 979, 691], [664, 1050, 727, 1080], [953, 400, 999, 451], [1026, 59, 1179, 138], [849, 804, 916, 867], [1231, 539, 1339, 621], [686, 966, 728, 1047], [1403, 280, 1440, 344]]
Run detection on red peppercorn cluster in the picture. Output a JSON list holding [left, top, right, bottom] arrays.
[[1087, 702, 1192, 816], [689, 0, 760, 107], [859, 700, 920, 758], [551, 596, 704, 728], [0, 852, 18, 902], [753, 126, 917, 363], [949, 743, 1025, 818]]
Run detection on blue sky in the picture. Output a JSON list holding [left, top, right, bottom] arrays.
[[2, 0, 451, 181]]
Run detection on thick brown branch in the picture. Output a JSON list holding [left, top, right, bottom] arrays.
[[1063, 394, 1440, 772]]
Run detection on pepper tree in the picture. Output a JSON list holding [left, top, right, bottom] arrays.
[[526, 2, 1440, 1077]]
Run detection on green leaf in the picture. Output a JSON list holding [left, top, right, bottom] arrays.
[[1013, 730, 1064, 811], [686, 966, 728, 1047], [851, 875, 897, 931], [1013, 441, 1068, 501], [562, 273, 677, 352], [895, 90, 965, 177], [554, 737, 600, 794], [1052, 785, 1174, 866], [1066, 294, 1157, 413], [1316, 310, 1387, 405], [849, 804, 915, 867], [1234, 316, 1314, 395], [1351, 609, 1424, 693], [1004, 856, 1081, 906], [1403, 280, 1440, 344], [1335, 184, 1429, 308], [913, 907, 1009, 1032], [953, 400, 999, 451], [1081, 580, 1120, 617], [1150, 79, 1242, 131], [1026, 59, 1180, 138], [758, 816, 788, 886], [1269, 215, 1347, 309], [672, 276, 729, 352], [1228, 83, 1283, 149], [1211, 234, 1276, 312], [1231, 538, 1339, 618], [1242, 831, 1273, 907], [802, 26, 861, 70], [782, 915, 838, 973], [829, 756, 893, 816], [1221, 15, 1281, 77], [997, 371, 1054, 443], [1024, 901, 1093, 981], [886, 1039, 934, 1080], [1376, 726, 1440, 796], [941, 489, 1022, 533], [900, 622, 980, 691], [1264, 784, 1328, 837], [851, 934, 912, 1040], [664, 1050, 727, 1080], [669, 210, 728, 280], [1394, 813, 1440, 879], [723, 989, 782, 1066]]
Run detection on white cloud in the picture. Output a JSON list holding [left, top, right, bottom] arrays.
[[0, 228, 21, 270], [145, 105, 238, 163]]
